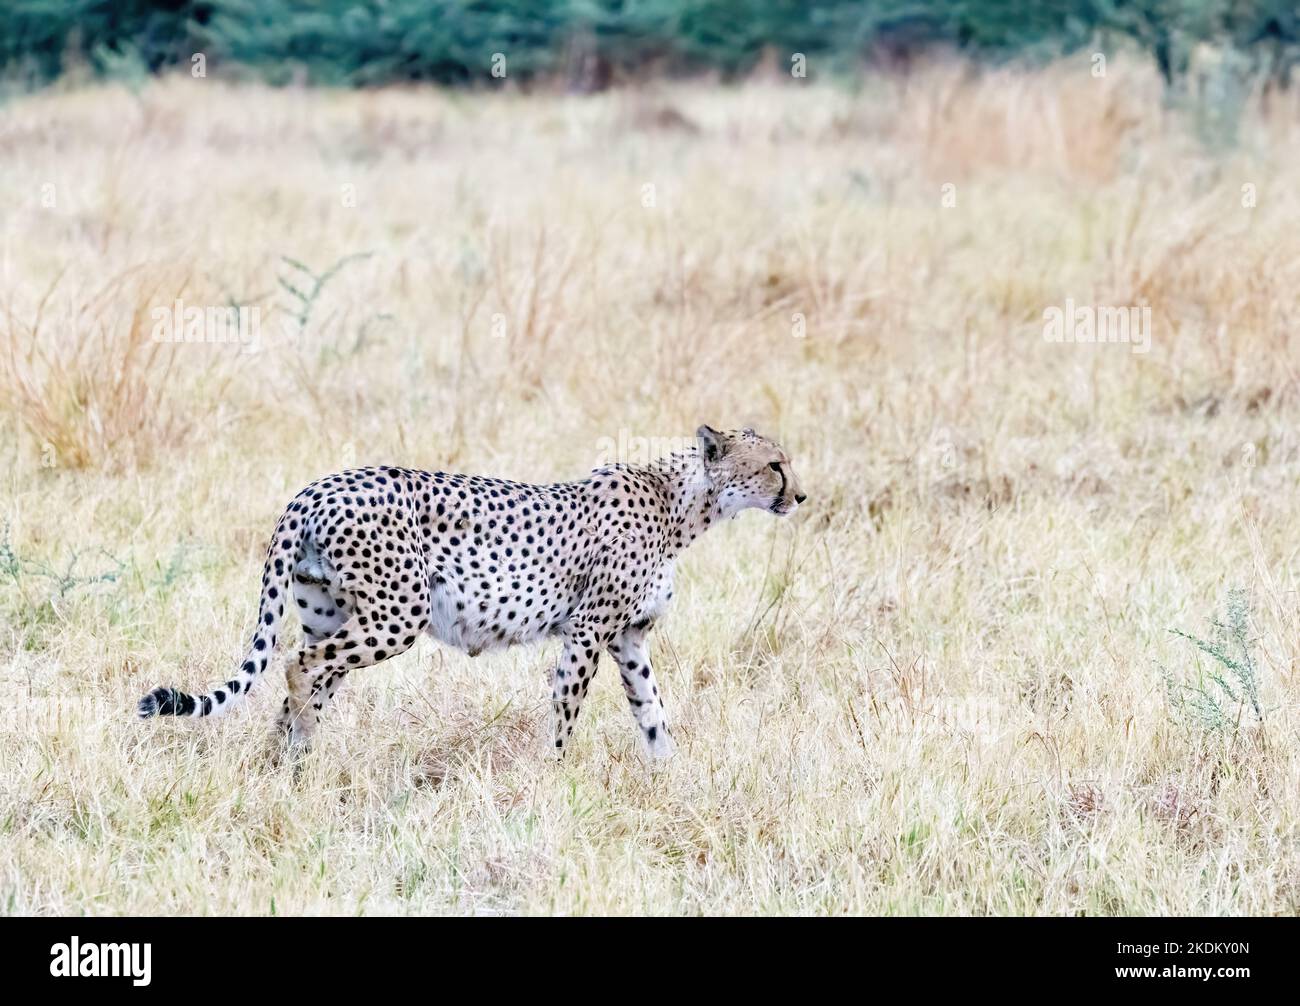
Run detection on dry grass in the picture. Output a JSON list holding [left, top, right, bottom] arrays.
[[3, 54, 1300, 915]]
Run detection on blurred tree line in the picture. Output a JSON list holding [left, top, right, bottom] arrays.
[[2, 1, 1299, 89]]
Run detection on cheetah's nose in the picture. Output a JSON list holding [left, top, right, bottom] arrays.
[[795, 493, 807, 504]]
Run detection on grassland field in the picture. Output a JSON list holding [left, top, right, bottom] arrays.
[[2, 56, 1300, 914]]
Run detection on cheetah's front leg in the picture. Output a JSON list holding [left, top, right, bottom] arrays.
[[609, 625, 675, 761], [551, 623, 601, 757]]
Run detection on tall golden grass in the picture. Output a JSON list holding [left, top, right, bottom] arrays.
[[2, 54, 1300, 914]]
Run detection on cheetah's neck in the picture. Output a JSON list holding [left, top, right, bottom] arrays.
[[648, 450, 725, 554]]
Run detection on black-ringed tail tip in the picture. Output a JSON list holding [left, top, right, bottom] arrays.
[[138, 686, 198, 718], [134, 425, 806, 758]]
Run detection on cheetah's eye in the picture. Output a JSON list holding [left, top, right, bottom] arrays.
[[769, 462, 782, 471]]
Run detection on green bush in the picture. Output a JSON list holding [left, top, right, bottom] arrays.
[[3, 1, 1300, 88]]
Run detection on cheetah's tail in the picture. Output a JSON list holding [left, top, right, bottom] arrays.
[[137, 509, 301, 721]]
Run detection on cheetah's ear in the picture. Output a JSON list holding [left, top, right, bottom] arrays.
[[697, 424, 726, 463]]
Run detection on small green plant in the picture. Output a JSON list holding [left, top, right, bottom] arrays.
[[277, 252, 373, 335], [0, 521, 126, 598], [0, 522, 198, 612], [1163, 588, 1263, 733]]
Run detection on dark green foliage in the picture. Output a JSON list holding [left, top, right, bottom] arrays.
[[3, 1, 1300, 88], [1, 0, 206, 84]]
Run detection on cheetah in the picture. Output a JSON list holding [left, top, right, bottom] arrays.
[[137, 425, 806, 759]]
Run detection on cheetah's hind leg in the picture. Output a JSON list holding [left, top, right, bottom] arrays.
[[279, 597, 424, 749], [274, 549, 353, 740]]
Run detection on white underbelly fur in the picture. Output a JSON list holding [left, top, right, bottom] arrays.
[[424, 581, 551, 656], [637, 563, 675, 623], [424, 582, 479, 653]]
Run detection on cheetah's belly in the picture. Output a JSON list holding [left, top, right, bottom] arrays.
[[424, 577, 553, 656], [425, 579, 487, 655], [634, 563, 676, 624]]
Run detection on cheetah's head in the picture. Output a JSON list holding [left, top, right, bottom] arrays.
[[697, 425, 807, 518]]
